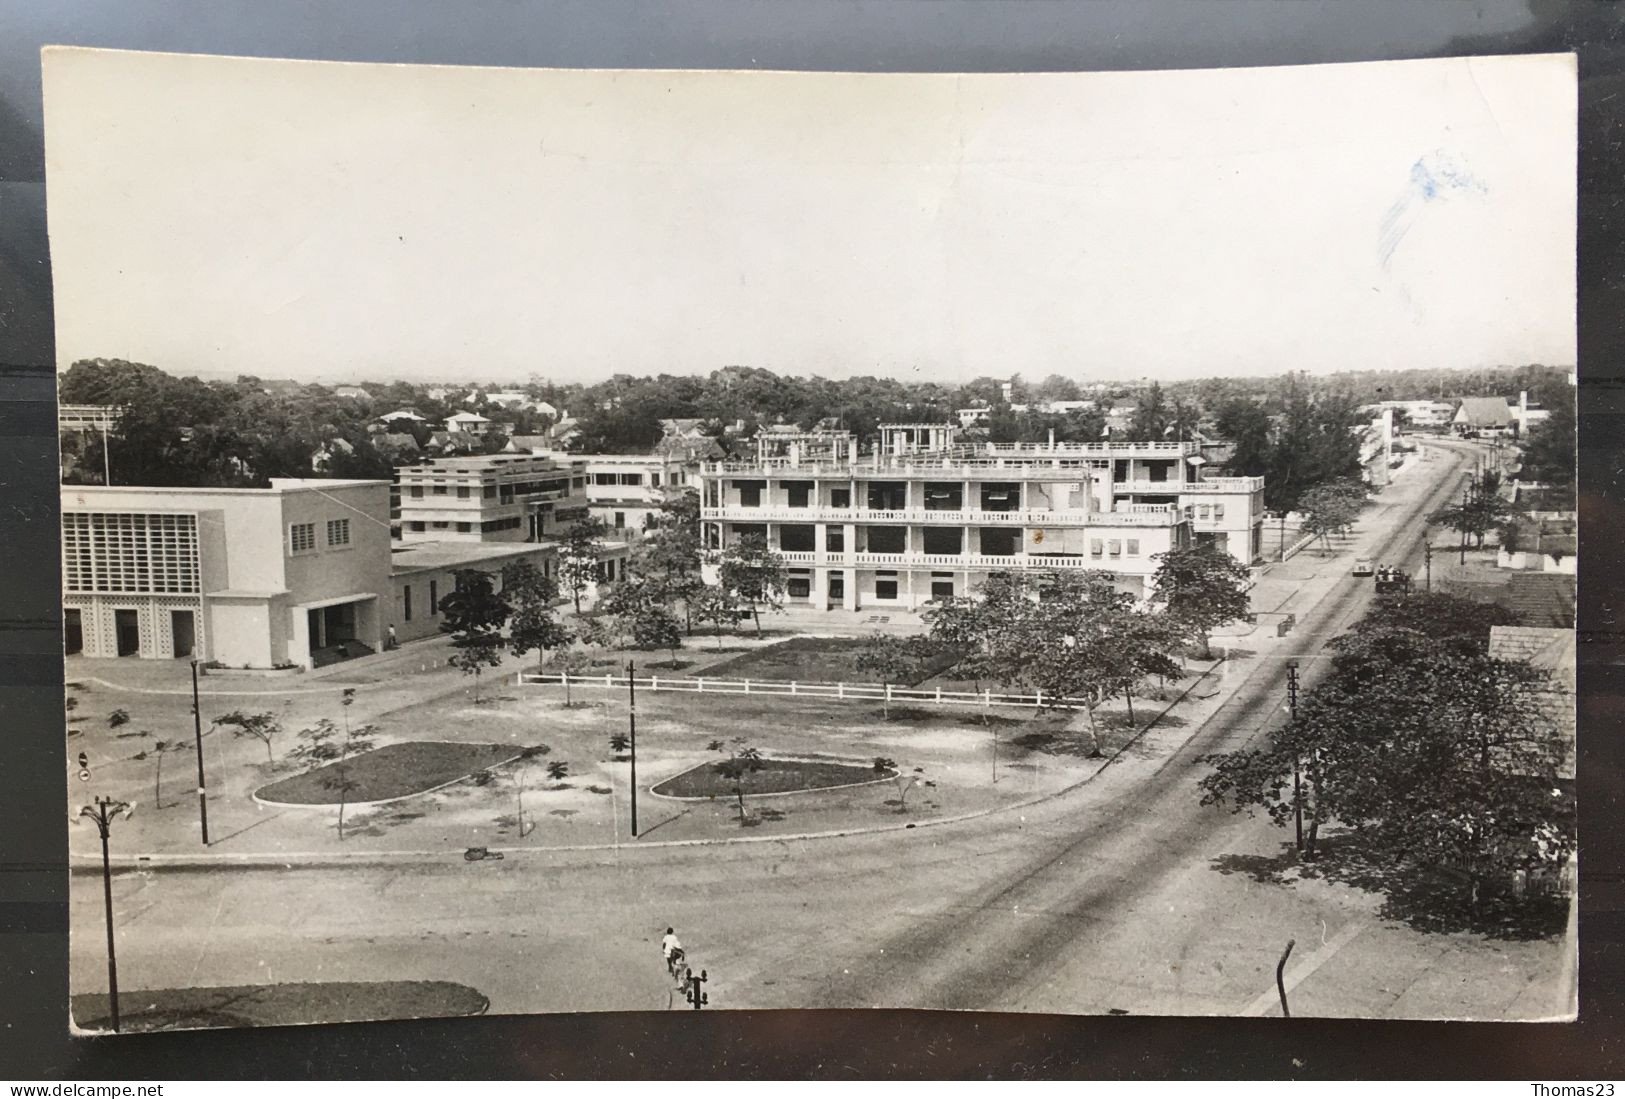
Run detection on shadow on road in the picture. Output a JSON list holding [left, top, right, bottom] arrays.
[[1210, 831, 1568, 941]]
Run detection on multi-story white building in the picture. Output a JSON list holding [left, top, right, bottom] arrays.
[[581, 453, 695, 535], [699, 426, 1263, 611], [397, 453, 588, 543], [62, 479, 393, 668]]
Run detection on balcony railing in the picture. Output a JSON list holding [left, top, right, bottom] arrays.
[[769, 551, 1155, 571], [700, 505, 1182, 527], [1115, 476, 1264, 494]]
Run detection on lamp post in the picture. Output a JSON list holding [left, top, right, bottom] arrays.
[[1424, 537, 1433, 592], [77, 797, 134, 1032], [684, 968, 709, 1009], [189, 659, 210, 845], [1286, 661, 1302, 852], [627, 659, 638, 838]]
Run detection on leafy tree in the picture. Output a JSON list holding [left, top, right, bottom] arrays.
[[107, 708, 129, 731], [1214, 399, 1273, 478], [1199, 597, 1573, 904], [1297, 479, 1366, 554], [1150, 545, 1256, 660], [502, 559, 573, 666], [691, 584, 745, 648], [717, 534, 788, 637], [1516, 405, 1576, 502], [438, 569, 512, 703], [1432, 472, 1515, 563], [212, 710, 282, 764], [855, 633, 930, 719], [546, 648, 595, 707], [631, 490, 706, 632], [608, 733, 630, 759], [546, 760, 570, 784], [559, 517, 609, 614], [713, 741, 764, 823]]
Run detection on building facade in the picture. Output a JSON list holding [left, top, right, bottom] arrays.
[[397, 453, 588, 543], [62, 479, 392, 668], [699, 428, 1264, 612], [581, 453, 695, 535]]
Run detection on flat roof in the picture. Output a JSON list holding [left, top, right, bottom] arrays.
[[389, 540, 559, 574], [63, 478, 388, 501]]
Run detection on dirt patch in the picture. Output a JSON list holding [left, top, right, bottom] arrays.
[[701, 636, 959, 685]]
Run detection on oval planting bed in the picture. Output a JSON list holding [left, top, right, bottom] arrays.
[[651, 756, 896, 800], [255, 741, 527, 807]]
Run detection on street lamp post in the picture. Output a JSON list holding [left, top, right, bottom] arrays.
[[684, 968, 709, 1009], [78, 796, 133, 1032], [1286, 661, 1302, 852], [1424, 538, 1433, 592], [627, 659, 638, 838], [189, 659, 210, 845]]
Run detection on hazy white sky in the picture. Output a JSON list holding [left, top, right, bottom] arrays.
[[43, 49, 1575, 384]]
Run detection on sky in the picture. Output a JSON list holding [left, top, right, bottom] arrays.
[[42, 48, 1576, 385]]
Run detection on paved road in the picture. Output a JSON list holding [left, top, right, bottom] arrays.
[[72, 440, 1565, 1020]]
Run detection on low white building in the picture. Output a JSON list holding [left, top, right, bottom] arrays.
[[62, 479, 393, 669], [581, 453, 696, 535]]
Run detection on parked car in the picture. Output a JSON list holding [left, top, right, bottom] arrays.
[[1353, 558, 1374, 576]]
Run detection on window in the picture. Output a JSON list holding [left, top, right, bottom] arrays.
[[735, 480, 764, 507], [483, 485, 497, 498], [289, 522, 316, 554], [922, 527, 962, 555], [429, 580, 438, 614], [1126, 539, 1140, 556], [979, 527, 1020, 557], [651, 473, 662, 487], [614, 512, 626, 529], [867, 526, 907, 554], [1090, 539, 1104, 557], [923, 483, 963, 510], [931, 580, 954, 600], [779, 524, 815, 552], [409, 486, 424, 498], [787, 577, 811, 598], [326, 518, 350, 547], [620, 473, 642, 486], [433, 484, 448, 495], [826, 527, 845, 553], [1108, 539, 1122, 557], [875, 579, 898, 600], [828, 571, 845, 598], [432, 521, 449, 529], [404, 585, 413, 622], [410, 521, 426, 532], [867, 481, 906, 510], [1213, 504, 1225, 520], [457, 522, 472, 533], [786, 481, 812, 508], [830, 487, 851, 508], [457, 486, 471, 499]]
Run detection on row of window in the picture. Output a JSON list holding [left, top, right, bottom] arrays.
[[1186, 503, 1227, 521], [405, 476, 583, 499], [289, 518, 350, 555]]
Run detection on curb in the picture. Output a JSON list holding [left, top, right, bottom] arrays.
[[72, 659, 1226, 872]]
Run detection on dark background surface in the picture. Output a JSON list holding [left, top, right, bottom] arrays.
[[1, 0, 1621, 1079]]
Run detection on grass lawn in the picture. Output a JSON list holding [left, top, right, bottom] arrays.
[[255, 741, 528, 805], [72, 981, 488, 1033], [700, 636, 960, 686], [652, 756, 894, 798]]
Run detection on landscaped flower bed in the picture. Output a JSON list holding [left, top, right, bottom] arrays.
[[255, 741, 528, 805], [651, 756, 895, 799]]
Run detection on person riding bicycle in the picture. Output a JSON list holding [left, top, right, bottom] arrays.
[[661, 928, 683, 973]]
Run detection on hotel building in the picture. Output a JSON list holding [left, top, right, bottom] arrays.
[[699, 424, 1263, 611]]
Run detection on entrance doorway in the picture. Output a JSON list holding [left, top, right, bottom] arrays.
[[170, 610, 195, 658], [114, 609, 140, 656], [64, 609, 82, 655], [308, 603, 358, 650]]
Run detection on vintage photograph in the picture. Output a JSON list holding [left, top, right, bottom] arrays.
[[45, 47, 1577, 1031]]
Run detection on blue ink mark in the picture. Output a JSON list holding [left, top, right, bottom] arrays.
[[1378, 152, 1487, 269]]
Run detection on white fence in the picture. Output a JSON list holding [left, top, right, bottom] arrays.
[[516, 670, 1102, 710]]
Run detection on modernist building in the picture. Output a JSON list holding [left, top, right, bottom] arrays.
[[699, 425, 1263, 611], [397, 453, 588, 543], [581, 453, 695, 535], [62, 479, 393, 668]]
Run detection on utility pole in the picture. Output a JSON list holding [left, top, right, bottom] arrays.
[[100, 420, 111, 486], [189, 659, 209, 845], [78, 797, 132, 1032], [1286, 661, 1302, 851], [684, 968, 709, 1009], [627, 659, 638, 838], [1424, 539, 1433, 592], [191, 656, 211, 845]]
